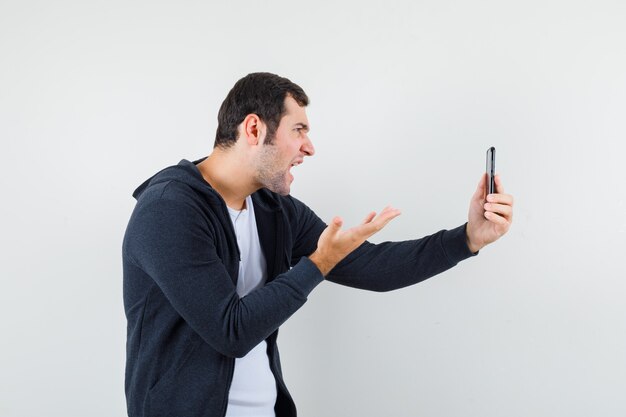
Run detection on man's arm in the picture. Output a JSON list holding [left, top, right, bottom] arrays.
[[288, 174, 514, 291], [325, 224, 475, 291], [124, 197, 324, 358], [287, 195, 473, 291]]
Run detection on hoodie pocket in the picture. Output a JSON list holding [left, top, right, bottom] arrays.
[[145, 338, 201, 416]]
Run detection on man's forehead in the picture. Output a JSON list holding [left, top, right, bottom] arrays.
[[282, 96, 309, 125]]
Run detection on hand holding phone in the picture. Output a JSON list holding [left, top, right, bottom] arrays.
[[466, 146, 513, 252]]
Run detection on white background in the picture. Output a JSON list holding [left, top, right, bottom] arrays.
[[1, 0, 625, 416]]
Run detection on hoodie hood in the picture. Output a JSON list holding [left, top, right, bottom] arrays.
[[132, 158, 218, 201], [132, 157, 283, 212]]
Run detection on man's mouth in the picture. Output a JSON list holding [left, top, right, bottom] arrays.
[[288, 160, 302, 182]]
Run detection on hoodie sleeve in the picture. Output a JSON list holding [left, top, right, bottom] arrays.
[[124, 196, 323, 358], [327, 223, 477, 292], [286, 196, 477, 292]]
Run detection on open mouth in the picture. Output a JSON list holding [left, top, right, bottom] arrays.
[[289, 160, 303, 174], [288, 160, 302, 182]]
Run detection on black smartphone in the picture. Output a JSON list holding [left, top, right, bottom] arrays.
[[486, 147, 496, 195]]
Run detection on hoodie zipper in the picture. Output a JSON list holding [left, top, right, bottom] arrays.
[[219, 203, 286, 417], [219, 357, 235, 417]]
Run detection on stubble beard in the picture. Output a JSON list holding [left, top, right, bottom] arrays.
[[256, 141, 290, 196]]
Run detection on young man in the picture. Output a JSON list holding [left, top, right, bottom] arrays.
[[122, 72, 514, 417]]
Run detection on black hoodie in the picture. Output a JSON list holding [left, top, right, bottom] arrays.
[[122, 158, 475, 417]]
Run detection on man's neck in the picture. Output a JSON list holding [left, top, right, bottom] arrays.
[[196, 149, 257, 210]]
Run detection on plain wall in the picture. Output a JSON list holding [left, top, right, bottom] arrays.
[[1, 0, 625, 416]]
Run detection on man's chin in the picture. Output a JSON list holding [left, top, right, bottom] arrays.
[[270, 185, 291, 196], [265, 182, 291, 196], [262, 172, 292, 195]]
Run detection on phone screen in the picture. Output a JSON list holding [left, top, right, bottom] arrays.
[[486, 147, 496, 195]]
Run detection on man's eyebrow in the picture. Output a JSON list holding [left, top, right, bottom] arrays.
[[293, 123, 310, 131]]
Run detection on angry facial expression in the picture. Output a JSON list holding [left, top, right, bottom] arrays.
[[254, 96, 315, 195]]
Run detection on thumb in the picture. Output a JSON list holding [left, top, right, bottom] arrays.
[[328, 216, 343, 234], [473, 173, 487, 201]]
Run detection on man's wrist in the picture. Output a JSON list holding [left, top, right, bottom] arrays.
[[465, 225, 483, 254], [308, 251, 333, 277]]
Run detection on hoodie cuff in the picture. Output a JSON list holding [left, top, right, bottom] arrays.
[[441, 223, 478, 265], [290, 256, 325, 295]]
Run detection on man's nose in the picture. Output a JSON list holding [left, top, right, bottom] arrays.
[[302, 135, 315, 156]]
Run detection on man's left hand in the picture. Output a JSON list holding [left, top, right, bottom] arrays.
[[466, 173, 514, 253]]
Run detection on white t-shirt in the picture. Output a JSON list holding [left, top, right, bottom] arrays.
[[225, 195, 277, 417]]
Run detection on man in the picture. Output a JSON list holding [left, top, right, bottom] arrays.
[[122, 72, 514, 417]]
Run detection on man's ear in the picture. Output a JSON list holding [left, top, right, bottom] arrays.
[[241, 114, 264, 146]]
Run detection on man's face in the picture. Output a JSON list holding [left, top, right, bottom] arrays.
[[254, 96, 314, 195]]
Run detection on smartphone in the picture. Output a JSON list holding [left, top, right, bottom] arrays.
[[486, 147, 496, 195]]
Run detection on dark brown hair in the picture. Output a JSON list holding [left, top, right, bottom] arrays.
[[214, 72, 309, 148]]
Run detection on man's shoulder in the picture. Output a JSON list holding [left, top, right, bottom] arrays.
[[133, 179, 223, 224], [137, 179, 197, 204]]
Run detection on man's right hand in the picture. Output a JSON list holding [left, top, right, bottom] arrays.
[[308, 206, 402, 276]]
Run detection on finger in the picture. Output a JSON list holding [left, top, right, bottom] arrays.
[[350, 207, 401, 238], [361, 211, 376, 225], [484, 210, 509, 225], [364, 206, 388, 219], [484, 202, 513, 219], [374, 206, 401, 221], [367, 207, 402, 231], [360, 207, 392, 227], [486, 193, 514, 206]]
